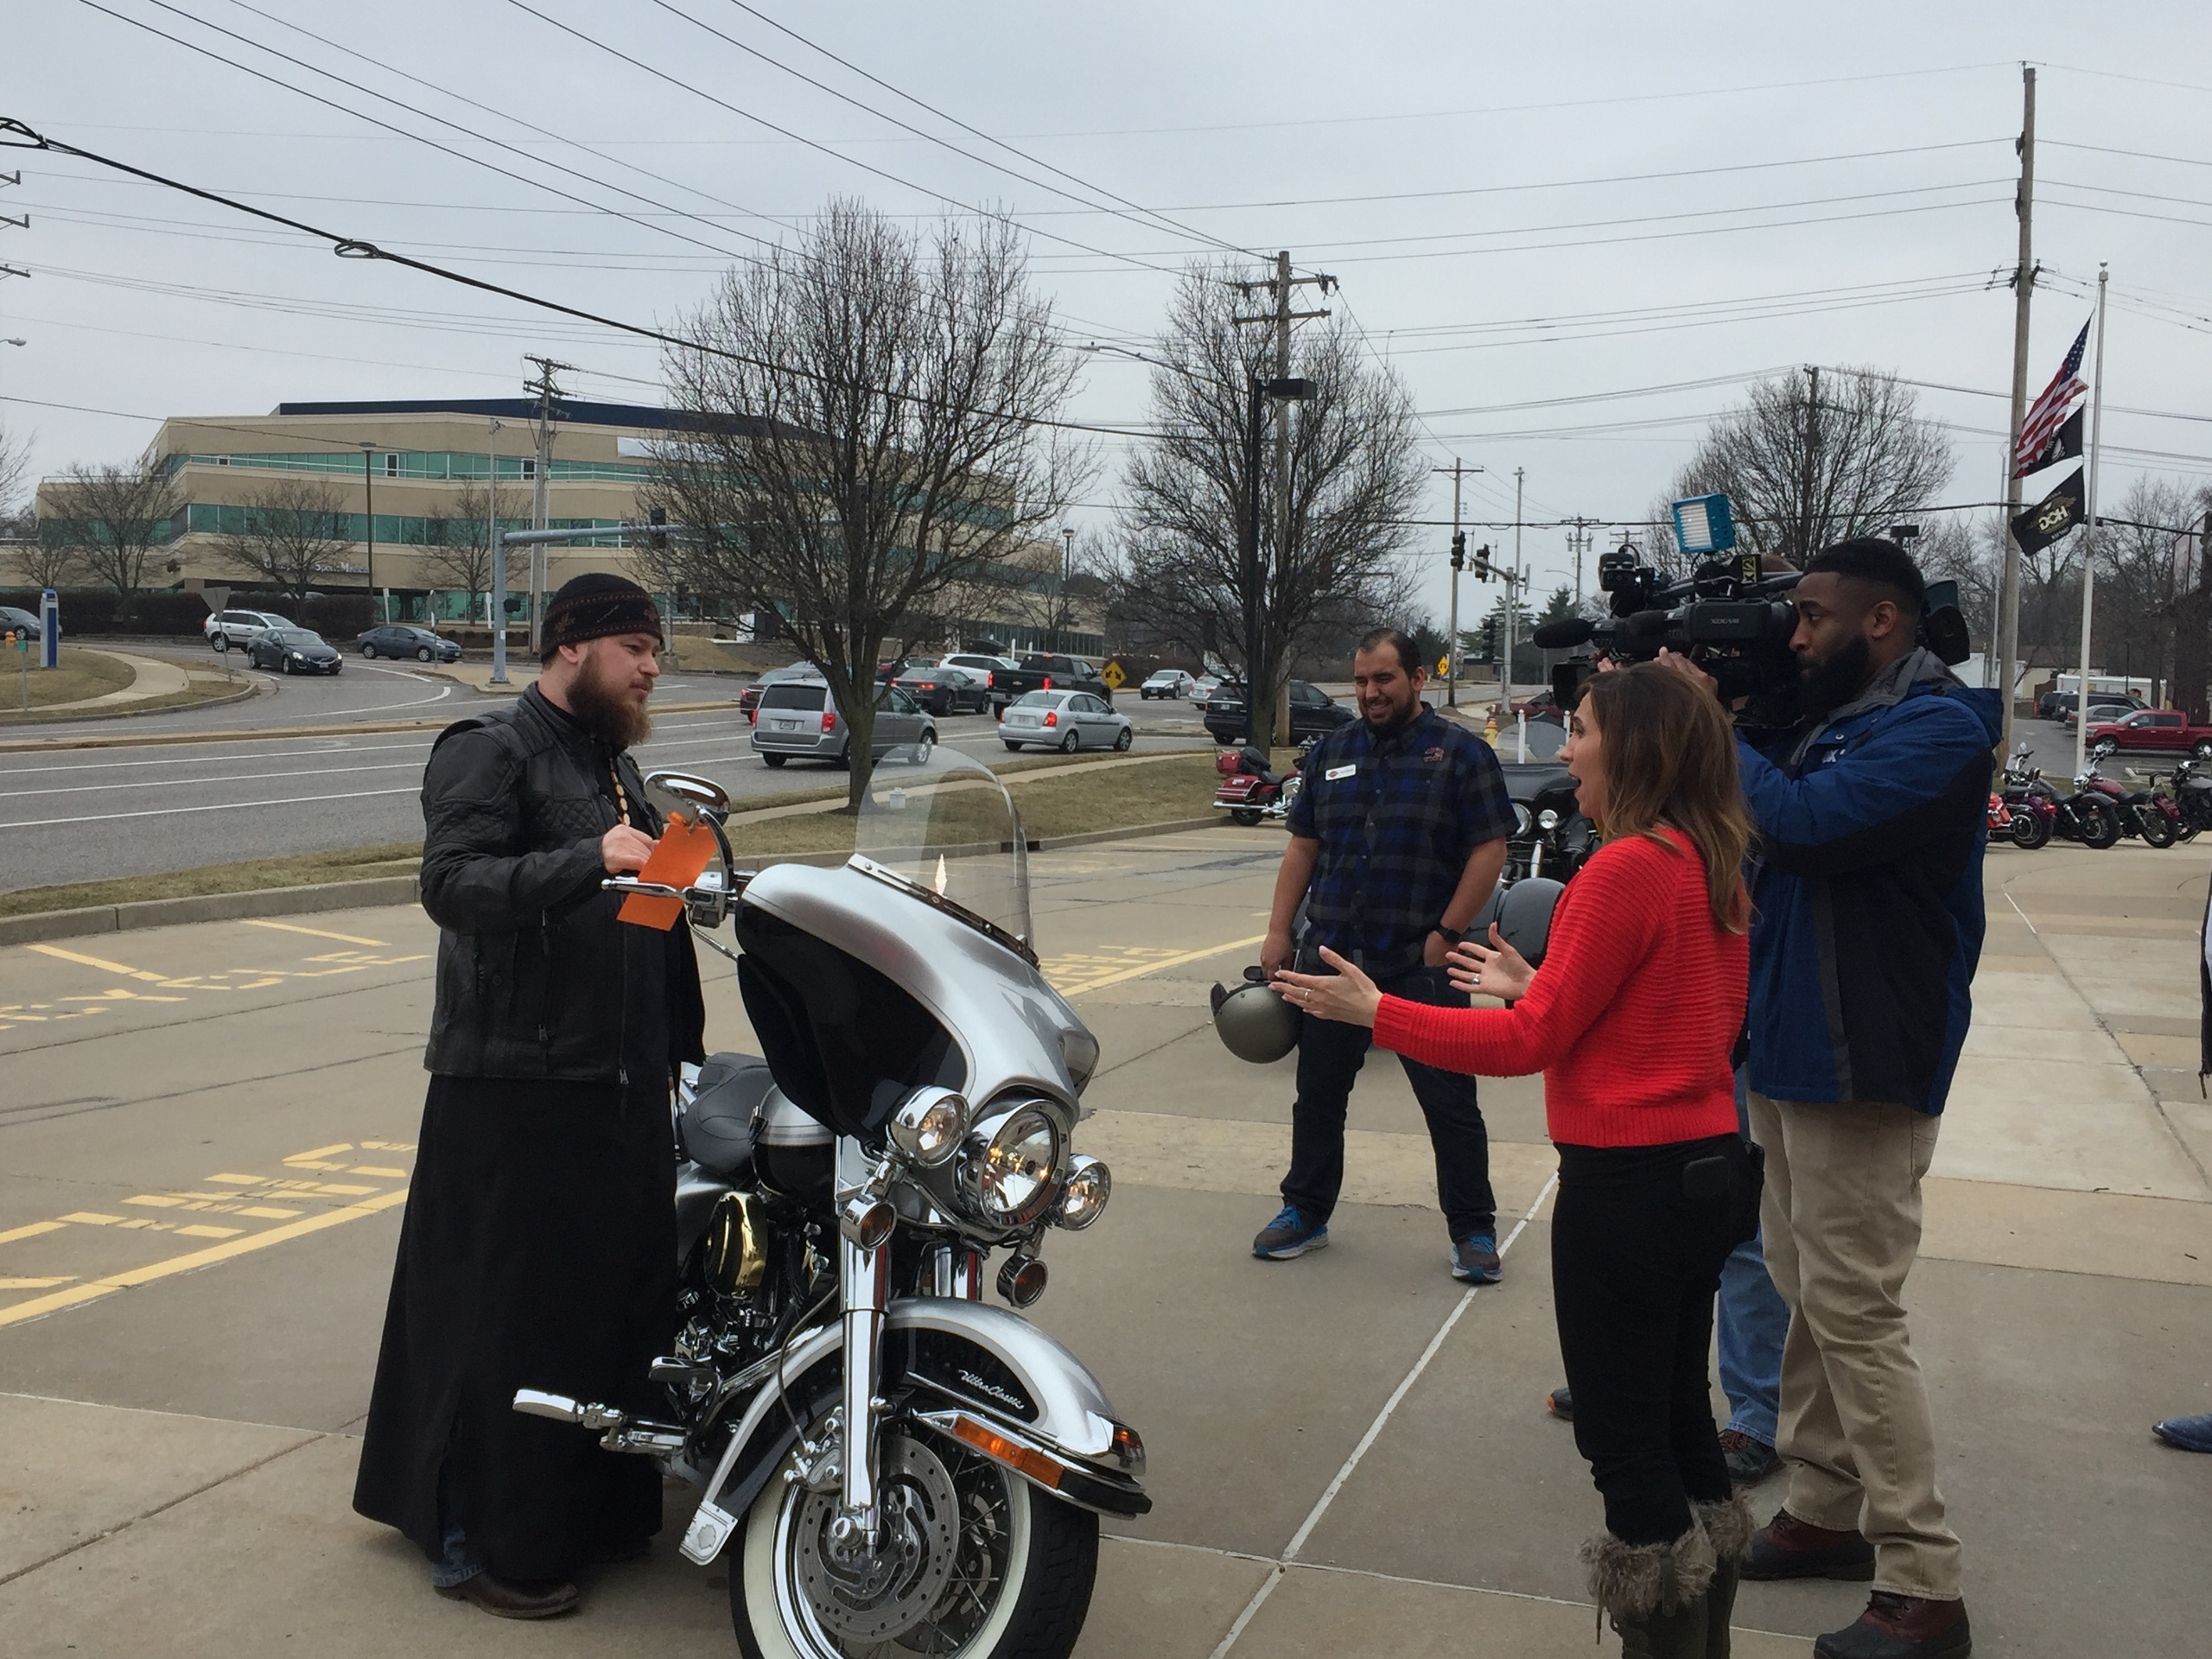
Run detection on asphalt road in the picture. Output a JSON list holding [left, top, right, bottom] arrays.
[[0, 681, 1217, 893]]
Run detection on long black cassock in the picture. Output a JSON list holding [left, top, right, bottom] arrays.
[[354, 693, 705, 1581]]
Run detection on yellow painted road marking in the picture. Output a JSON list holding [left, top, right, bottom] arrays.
[[207, 1174, 261, 1185], [125, 1195, 188, 1209], [0, 1187, 410, 1329], [60, 1212, 124, 1225], [240, 918, 389, 946], [312, 1183, 378, 1196], [0, 1221, 67, 1244], [0, 1277, 74, 1290], [1052, 933, 1268, 996], [175, 1224, 243, 1240], [349, 1166, 407, 1178], [25, 943, 170, 982], [236, 1205, 304, 1219], [285, 1144, 354, 1165]]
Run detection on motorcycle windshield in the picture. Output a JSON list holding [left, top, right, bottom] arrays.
[[852, 748, 1033, 957]]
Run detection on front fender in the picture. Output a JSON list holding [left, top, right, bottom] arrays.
[[679, 1297, 1147, 1563]]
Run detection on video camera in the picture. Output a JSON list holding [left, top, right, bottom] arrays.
[[1530, 496, 1971, 735]]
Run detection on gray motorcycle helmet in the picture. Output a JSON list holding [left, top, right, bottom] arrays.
[[1211, 968, 1300, 1064], [1496, 877, 1566, 969]]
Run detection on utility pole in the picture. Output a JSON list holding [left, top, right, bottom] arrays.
[[486, 417, 509, 685], [1433, 460, 1484, 707], [0, 171, 24, 284], [1231, 253, 1332, 747], [1998, 66, 2037, 752], [357, 441, 381, 623], [1565, 517, 1594, 605], [523, 355, 575, 654], [1505, 467, 1526, 715], [1798, 365, 1823, 561]]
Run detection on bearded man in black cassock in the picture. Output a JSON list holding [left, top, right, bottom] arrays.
[[354, 573, 704, 1620]]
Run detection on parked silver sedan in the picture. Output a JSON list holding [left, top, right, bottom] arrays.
[[999, 689, 1134, 753]]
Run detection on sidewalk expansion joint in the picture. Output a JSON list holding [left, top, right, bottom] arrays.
[[1206, 1169, 1560, 1659]]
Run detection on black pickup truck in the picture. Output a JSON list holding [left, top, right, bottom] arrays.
[[984, 652, 1115, 710], [1203, 680, 1355, 746]]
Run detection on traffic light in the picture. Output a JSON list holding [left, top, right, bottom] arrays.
[[1472, 543, 1494, 582], [648, 505, 668, 551], [1450, 530, 1465, 571], [1481, 617, 1499, 660]]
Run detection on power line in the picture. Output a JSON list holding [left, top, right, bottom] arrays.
[[76, 0, 772, 265], [0, 118, 1166, 443], [496, 0, 1194, 279]]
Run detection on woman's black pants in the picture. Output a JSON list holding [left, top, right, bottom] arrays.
[[1551, 1135, 1759, 1545]]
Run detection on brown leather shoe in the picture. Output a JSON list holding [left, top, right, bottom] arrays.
[[1814, 1592, 1972, 1658], [436, 1573, 581, 1619], [1740, 1509, 1876, 1581]]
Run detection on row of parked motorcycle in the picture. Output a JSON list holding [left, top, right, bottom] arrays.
[[1991, 746, 2212, 850]]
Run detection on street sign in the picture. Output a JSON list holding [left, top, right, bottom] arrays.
[[1100, 659, 1125, 690], [1436, 655, 1450, 677]]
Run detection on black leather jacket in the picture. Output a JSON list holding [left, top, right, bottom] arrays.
[[419, 686, 704, 1082]]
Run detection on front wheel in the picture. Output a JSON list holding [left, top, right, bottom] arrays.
[[2196, 741, 2212, 762], [730, 1414, 1098, 1659], [417, 645, 434, 663], [911, 732, 936, 766], [1113, 726, 1133, 751]]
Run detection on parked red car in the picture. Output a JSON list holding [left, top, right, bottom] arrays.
[[2087, 709, 2212, 760]]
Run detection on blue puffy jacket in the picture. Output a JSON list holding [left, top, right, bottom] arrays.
[[1739, 649, 2003, 1115]]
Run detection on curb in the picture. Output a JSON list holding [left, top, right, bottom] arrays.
[[0, 817, 1262, 945], [0, 674, 262, 734], [0, 698, 743, 755]]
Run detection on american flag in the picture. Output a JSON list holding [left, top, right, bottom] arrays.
[[2014, 318, 2091, 478]]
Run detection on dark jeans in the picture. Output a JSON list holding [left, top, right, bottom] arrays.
[[1552, 1135, 1757, 1545], [1281, 964, 1496, 1240]]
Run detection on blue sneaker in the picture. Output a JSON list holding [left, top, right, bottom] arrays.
[[1449, 1233, 1502, 1283], [2153, 1412, 2212, 1452], [1252, 1205, 1328, 1259]]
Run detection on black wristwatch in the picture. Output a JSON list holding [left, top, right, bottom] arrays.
[[1431, 925, 1467, 946]]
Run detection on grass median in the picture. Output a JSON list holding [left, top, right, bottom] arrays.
[[0, 750, 1243, 919]]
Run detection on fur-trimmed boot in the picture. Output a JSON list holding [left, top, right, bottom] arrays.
[[1694, 1492, 1757, 1659], [1580, 1521, 1716, 1659]]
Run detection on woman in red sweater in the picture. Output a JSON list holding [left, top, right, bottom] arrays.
[[1276, 662, 1760, 1658]]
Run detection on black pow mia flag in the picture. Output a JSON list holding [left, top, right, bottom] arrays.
[[2022, 407, 2085, 476], [2012, 464, 2086, 556]]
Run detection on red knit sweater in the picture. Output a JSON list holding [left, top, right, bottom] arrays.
[[1373, 829, 1745, 1147]]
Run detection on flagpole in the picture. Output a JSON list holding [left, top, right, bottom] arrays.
[[2071, 264, 2110, 784]]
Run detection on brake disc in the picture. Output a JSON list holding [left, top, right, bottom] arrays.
[[792, 1434, 961, 1645]]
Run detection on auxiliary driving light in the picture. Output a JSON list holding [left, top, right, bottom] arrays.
[[889, 1086, 968, 1166], [1052, 1156, 1111, 1230]]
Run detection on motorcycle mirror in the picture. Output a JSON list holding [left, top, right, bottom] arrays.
[[1497, 877, 1567, 969], [645, 769, 732, 817]]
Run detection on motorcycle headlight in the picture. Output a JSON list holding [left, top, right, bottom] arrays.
[[1052, 1155, 1110, 1230], [1537, 808, 1560, 831], [1511, 802, 1534, 837], [888, 1086, 968, 1166], [959, 1104, 1063, 1228]]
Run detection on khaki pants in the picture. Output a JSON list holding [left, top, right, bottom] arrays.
[[1747, 1092, 1962, 1601]]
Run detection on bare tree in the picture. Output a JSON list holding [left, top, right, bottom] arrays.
[[1668, 367, 1954, 564], [1107, 264, 1425, 744], [210, 476, 355, 604], [416, 476, 524, 603], [48, 458, 183, 613], [645, 200, 1088, 806], [0, 417, 29, 523]]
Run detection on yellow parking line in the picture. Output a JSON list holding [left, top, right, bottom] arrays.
[[240, 919, 389, 946], [0, 1221, 67, 1245], [1055, 934, 1268, 996], [25, 944, 170, 983], [0, 1277, 74, 1290], [0, 1187, 410, 1330]]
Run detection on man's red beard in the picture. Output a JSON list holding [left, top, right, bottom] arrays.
[[566, 650, 653, 749]]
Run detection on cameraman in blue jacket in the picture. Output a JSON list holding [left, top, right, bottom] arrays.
[[1664, 536, 1999, 1659]]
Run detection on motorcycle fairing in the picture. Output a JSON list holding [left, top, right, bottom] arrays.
[[737, 861, 1100, 1116], [679, 1298, 1147, 1564]]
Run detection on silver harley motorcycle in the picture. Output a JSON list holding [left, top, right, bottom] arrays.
[[515, 750, 1147, 1658]]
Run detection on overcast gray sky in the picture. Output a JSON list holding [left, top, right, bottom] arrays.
[[3, 0, 2207, 620]]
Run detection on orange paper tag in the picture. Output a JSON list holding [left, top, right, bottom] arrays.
[[617, 814, 720, 931]]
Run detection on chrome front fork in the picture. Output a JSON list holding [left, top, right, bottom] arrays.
[[833, 1137, 890, 1543]]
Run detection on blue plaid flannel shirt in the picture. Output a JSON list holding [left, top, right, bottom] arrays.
[[1285, 703, 1516, 979]]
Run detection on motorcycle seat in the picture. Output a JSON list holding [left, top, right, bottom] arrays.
[[681, 1052, 774, 1176]]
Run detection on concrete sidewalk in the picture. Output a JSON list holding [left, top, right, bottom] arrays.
[[0, 832, 2207, 1656]]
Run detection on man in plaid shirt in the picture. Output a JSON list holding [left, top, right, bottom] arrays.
[[1254, 627, 1517, 1278]]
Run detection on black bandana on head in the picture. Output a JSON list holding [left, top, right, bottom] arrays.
[[540, 573, 661, 660]]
